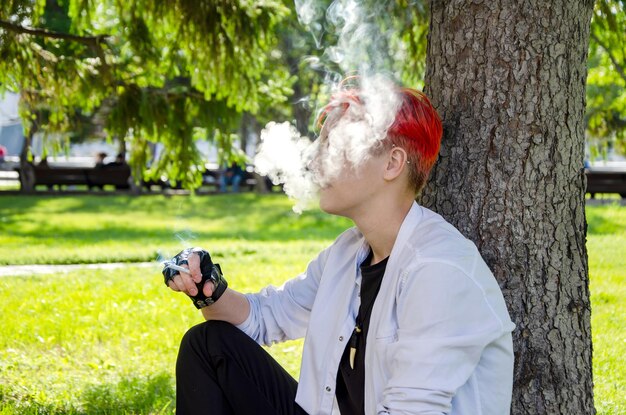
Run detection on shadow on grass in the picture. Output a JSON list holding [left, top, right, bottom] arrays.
[[0, 194, 352, 243], [586, 206, 626, 236], [0, 193, 283, 217]]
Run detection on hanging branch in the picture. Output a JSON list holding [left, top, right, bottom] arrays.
[[0, 19, 109, 46], [0, 19, 113, 82]]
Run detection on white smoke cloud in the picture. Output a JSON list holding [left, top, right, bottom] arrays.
[[254, 0, 403, 213], [317, 74, 401, 185], [254, 122, 319, 213]]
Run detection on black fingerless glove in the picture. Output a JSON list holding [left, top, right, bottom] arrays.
[[162, 247, 228, 309]]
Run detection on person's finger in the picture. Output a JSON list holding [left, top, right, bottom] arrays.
[[173, 272, 197, 296], [180, 270, 198, 296], [203, 280, 215, 297], [187, 253, 203, 284], [167, 279, 180, 291], [168, 274, 185, 292]]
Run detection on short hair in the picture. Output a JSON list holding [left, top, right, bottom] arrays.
[[317, 83, 443, 194]]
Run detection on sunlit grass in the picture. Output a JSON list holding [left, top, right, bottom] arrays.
[[0, 195, 624, 413], [0, 263, 311, 413], [587, 203, 626, 415], [0, 264, 305, 415], [0, 193, 342, 414]]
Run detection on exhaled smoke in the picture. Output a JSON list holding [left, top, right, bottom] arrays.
[[317, 75, 401, 187], [254, 122, 319, 213], [254, 0, 403, 213], [294, 0, 326, 48]]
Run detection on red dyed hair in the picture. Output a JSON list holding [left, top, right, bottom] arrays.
[[317, 82, 443, 194]]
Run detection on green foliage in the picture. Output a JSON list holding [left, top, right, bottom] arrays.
[[395, 0, 429, 88], [587, 0, 626, 156], [0, 0, 290, 187], [0, 0, 436, 190]]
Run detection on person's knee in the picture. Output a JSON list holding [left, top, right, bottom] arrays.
[[179, 320, 241, 356]]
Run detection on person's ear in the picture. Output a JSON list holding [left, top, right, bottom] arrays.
[[383, 147, 407, 181]]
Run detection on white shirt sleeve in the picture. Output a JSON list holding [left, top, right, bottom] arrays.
[[236, 246, 331, 346], [379, 259, 512, 414]]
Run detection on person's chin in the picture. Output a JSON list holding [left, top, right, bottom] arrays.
[[318, 197, 330, 213], [318, 194, 335, 215], [320, 199, 347, 217]]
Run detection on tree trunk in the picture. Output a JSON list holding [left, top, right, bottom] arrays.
[[245, 114, 270, 193], [19, 125, 35, 193], [423, 1, 595, 414]]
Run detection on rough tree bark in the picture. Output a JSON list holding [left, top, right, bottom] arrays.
[[422, 1, 595, 414]]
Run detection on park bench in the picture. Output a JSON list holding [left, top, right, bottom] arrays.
[[86, 166, 133, 189], [15, 164, 135, 191], [15, 163, 280, 193], [586, 169, 626, 198]]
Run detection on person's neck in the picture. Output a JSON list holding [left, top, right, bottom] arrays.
[[352, 196, 414, 265]]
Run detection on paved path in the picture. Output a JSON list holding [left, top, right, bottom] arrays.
[[0, 262, 157, 277]]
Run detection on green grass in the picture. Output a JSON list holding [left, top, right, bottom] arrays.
[[0, 194, 624, 414], [0, 194, 351, 265], [0, 194, 346, 414], [0, 265, 305, 415], [587, 204, 626, 415]]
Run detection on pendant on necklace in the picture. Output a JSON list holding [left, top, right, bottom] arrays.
[[349, 326, 362, 369]]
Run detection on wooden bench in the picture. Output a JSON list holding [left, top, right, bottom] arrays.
[[586, 169, 626, 198], [17, 165, 135, 191], [86, 166, 132, 190], [16, 164, 279, 193]]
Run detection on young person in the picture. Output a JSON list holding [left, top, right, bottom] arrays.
[[164, 85, 515, 415]]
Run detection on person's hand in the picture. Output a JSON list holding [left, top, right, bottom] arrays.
[[164, 248, 212, 296], [162, 248, 228, 309]]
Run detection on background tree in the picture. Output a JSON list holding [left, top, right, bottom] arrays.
[[0, 0, 290, 189], [0, 0, 434, 190], [586, 0, 626, 158], [423, 1, 595, 413]]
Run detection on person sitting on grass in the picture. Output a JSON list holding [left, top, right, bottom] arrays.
[[163, 83, 515, 415]]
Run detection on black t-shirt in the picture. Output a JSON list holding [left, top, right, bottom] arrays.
[[336, 251, 388, 415]]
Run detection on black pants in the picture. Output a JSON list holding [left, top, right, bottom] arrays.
[[176, 320, 308, 415]]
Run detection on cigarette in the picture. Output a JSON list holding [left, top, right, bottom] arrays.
[[163, 262, 191, 274]]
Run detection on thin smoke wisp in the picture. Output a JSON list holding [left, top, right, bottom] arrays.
[[254, 0, 404, 213]]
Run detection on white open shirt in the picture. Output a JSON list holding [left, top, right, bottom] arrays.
[[238, 202, 515, 414]]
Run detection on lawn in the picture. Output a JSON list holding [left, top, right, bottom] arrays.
[[0, 194, 351, 265], [0, 194, 623, 414], [586, 203, 626, 414]]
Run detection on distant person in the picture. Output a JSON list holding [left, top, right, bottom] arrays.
[[94, 152, 107, 169], [0, 144, 6, 165], [219, 161, 244, 193], [107, 153, 127, 167], [37, 157, 53, 190]]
